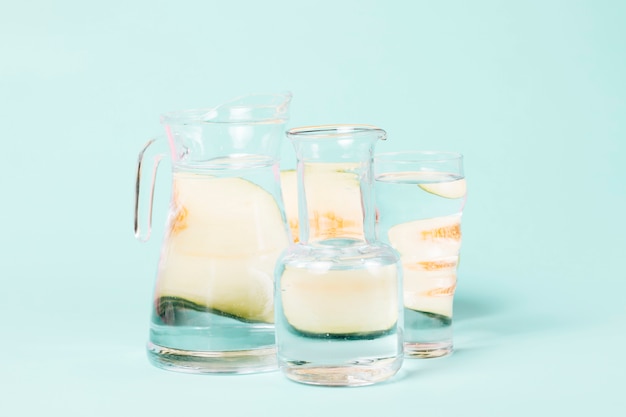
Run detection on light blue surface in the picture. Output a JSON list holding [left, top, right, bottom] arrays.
[[1, 0, 624, 415]]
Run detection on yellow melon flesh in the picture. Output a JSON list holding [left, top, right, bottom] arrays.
[[402, 268, 457, 317], [280, 163, 364, 243], [388, 215, 462, 317], [155, 173, 289, 323], [280, 264, 399, 334]]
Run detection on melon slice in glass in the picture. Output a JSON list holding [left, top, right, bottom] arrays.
[[402, 268, 457, 317], [388, 215, 462, 317], [418, 178, 467, 199], [388, 215, 462, 260]]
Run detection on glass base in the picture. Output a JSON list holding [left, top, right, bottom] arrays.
[[147, 342, 278, 374], [280, 356, 403, 387], [404, 341, 453, 359]]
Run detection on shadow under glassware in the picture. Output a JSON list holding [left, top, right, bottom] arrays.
[[134, 93, 292, 374], [374, 151, 466, 359]]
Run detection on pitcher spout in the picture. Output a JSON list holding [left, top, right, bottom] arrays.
[[161, 92, 292, 125]]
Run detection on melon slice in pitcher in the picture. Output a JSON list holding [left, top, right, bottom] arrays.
[[280, 265, 399, 335], [154, 173, 289, 323], [280, 163, 364, 242]]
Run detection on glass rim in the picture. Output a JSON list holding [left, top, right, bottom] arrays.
[[287, 124, 387, 140], [375, 150, 463, 163]]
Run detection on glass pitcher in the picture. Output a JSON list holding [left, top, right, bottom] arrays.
[[275, 125, 404, 386], [134, 93, 292, 374]]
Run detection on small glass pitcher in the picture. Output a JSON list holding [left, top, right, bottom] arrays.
[[134, 93, 292, 374], [275, 125, 404, 386]]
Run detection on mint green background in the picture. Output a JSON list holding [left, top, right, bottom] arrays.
[[1, 0, 624, 415]]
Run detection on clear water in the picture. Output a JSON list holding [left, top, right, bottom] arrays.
[[150, 302, 276, 352], [148, 154, 290, 372], [172, 154, 285, 201], [375, 171, 465, 227], [404, 308, 452, 342], [274, 242, 404, 385], [375, 171, 465, 356]]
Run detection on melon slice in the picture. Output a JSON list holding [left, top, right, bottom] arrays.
[[403, 268, 457, 317], [388, 215, 462, 317], [388, 215, 462, 261], [280, 264, 399, 335], [154, 173, 289, 323], [280, 163, 364, 243], [418, 178, 466, 199]]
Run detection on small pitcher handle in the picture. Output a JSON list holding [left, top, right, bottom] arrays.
[[134, 138, 166, 242]]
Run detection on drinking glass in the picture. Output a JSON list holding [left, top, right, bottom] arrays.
[[375, 151, 466, 358]]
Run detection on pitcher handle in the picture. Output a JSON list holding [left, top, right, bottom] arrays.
[[134, 138, 165, 242]]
